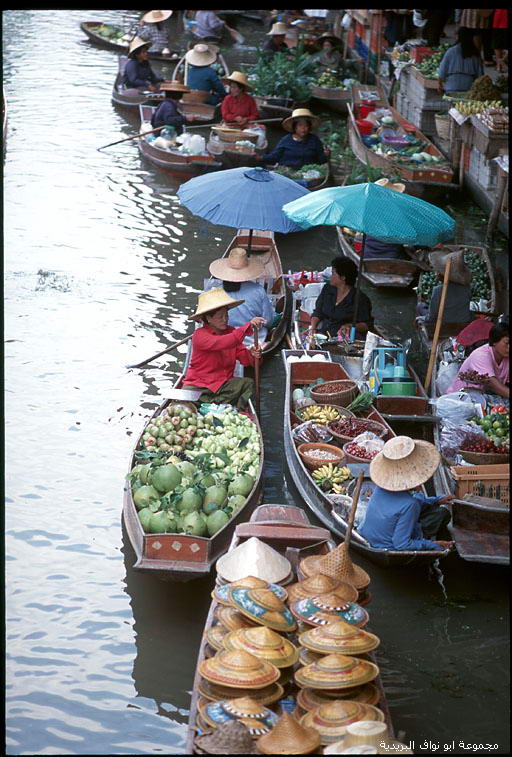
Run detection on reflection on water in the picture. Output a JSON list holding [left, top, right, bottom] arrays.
[[4, 9, 509, 756]]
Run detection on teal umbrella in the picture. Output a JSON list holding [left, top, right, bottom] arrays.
[[282, 182, 456, 338]]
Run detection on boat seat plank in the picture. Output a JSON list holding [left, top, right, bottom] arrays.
[[451, 528, 509, 564], [234, 523, 331, 543]]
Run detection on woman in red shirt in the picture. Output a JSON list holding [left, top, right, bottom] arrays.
[[183, 288, 264, 410], [492, 9, 508, 73], [220, 71, 259, 127]]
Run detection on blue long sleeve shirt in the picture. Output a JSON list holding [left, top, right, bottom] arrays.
[[437, 44, 483, 93], [150, 99, 186, 134], [186, 65, 226, 104], [261, 134, 327, 169], [124, 59, 163, 89], [358, 486, 444, 551]]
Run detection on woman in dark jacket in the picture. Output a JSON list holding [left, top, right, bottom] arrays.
[[260, 108, 329, 169]]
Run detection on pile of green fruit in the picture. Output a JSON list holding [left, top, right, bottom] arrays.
[[414, 43, 451, 79], [274, 163, 327, 180], [95, 24, 125, 43], [468, 75, 502, 102], [315, 71, 347, 89], [129, 405, 261, 537], [417, 248, 491, 303], [470, 411, 509, 450], [452, 99, 503, 117]]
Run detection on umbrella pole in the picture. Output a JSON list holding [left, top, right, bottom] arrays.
[[350, 232, 366, 341], [247, 228, 253, 256], [253, 328, 260, 416]]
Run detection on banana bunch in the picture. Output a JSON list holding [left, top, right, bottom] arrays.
[[312, 464, 352, 492], [300, 405, 340, 424], [454, 100, 503, 116]]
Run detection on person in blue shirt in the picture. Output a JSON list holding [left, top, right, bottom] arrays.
[[207, 247, 275, 347], [184, 43, 226, 105], [358, 436, 454, 552], [124, 37, 163, 91], [438, 27, 484, 95], [150, 80, 196, 135], [259, 108, 329, 169]]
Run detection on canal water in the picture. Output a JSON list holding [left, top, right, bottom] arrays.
[[4, 10, 509, 755]]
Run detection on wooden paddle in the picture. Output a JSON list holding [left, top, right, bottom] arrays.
[[424, 257, 452, 392], [344, 470, 364, 545], [126, 333, 193, 369], [98, 125, 165, 151], [253, 328, 261, 416]]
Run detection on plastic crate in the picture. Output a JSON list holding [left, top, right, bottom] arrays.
[[450, 464, 509, 506]]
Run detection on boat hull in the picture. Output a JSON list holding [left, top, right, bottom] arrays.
[[310, 83, 350, 113], [336, 226, 421, 288], [81, 21, 181, 61]]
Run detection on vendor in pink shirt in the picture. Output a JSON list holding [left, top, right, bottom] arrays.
[[447, 321, 509, 398], [183, 288, 264, 410]]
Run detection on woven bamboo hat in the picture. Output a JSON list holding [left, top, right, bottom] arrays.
[[299, 647, 323, 665], [209, 247, 265, 282], [374, 177, 406, 193], [216, 605, 258, 632], [267, 21, 289, 36], [295, 653, 379, 690], [296, 683, 380, 712], [316, 33, 341, 49], [159, 80, 190, 93], [199, 649, 281, 689], [195, 719, 259, 754], [257, 712, 321, 755], [206, 624, 228, 651], [142, 10, 173, 23], [188, 287, 244, 321], [282, 108, 320, 133], [198, 677, 284, 705], [300, 542, 371, 591], [291, 593, 369, 628], [287, 574, 358, 605], [199, 696, 279, 738], [216, 537, 292, 584], [228, 587, 297, 633], [369, 436, 440, 491], [429, 249, 471, 286], [299, 620, 380, 656], [185, 42, 217, 66], [128, 36, 151, 57], [213, 576, 288, 606], [224, 625, 299, 668], [301, 700, 385, 745], [223, 71, 252, 91]]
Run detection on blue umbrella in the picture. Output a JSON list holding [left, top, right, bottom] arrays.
[[177, 167, 310, 251], [282, 182, 456, 338]]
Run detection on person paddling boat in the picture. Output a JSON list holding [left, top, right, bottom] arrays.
[[150, 80, 196, 134], [124, 36, 164, 92]]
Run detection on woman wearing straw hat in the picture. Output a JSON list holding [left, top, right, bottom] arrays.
[[137, 10, 173, 54], [185, 43, 226, 105], [259, 108, 329, 169], [182, 288, 265, 410], [207, 247, 275, 346], [262, 22, 290, 58], [220, 72, 259, 127], [358, 436, 454, 552], [150, 81, 196, 135], [124, 37, 164, 92], [315, 33, 342, 70]]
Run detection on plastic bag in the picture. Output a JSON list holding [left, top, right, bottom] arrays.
[[434, 392, 483, 424], [435, 360, 461, 396], [439, 420, 487, 460], [412, 10, 427, 28], [341, 12, 350, 30]]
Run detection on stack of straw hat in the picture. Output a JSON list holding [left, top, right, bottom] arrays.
[[296, 683, 380, 712], [290, 592, 369, 628], [228, 587, 297, 633], [256, 712, 321, 755], [199, 649, 281, 690], [199, 695, 279, 738], [295, 653, 379, 690], [216, 537, 292, 585], [301, 699, 385, 745], [195, 719, 259, 754], [212, 575, 288, 606], [223, 625, 299, 668], [300, 542, 371, 598], [323, 720, 414, 754], [287, 574, 358, 605]]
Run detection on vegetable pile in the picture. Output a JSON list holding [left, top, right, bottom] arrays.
[[94, 24, 128, 43], [129, 404, 261, 537], [413, 43, 451, 79], [328, 418, 386, 439], [451, 100, 504, 117], [468, 75, 502, 102], [273, 164, 328, 182], [311, 463, 352, 493], [314, 72, 357, 89], [464, 411, 509, 453], [245, 43, 317, 103], [344, 441, 379, 461], [417, 248, 491, 304]]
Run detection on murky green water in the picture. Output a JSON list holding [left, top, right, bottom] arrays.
[[4, 9, 509, 755]]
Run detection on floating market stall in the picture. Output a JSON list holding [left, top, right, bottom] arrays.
[[80, 20, 181, 61]]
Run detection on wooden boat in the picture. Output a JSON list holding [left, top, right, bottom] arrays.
[[449, 495, 509, 565], [122, 385, 264, 581], [185, 503, 394, 753], [254, 95, 294, 121], [137, 105, 222, 176], [172, 52, 230, 85], [206, 125, 268, 169], [416, 244, 498, 352], [269, 162, 331, 191], [310, 83, 351, 113], [80, 20, 181, 61], [282, 349, 451, 566], [336, 226, 422, 289]]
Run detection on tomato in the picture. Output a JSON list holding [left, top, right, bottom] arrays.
[[491, 405, 508, 414]]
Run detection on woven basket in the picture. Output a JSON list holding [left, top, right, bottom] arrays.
[[310, 380, 358, 407], [459, 449, 509, 465], [211, 126, 259, 144], [328, 418, 387, 445], [342, 442, 377, 464], [297, 443, 345, 471], [297, 405, 355, 423], [435, 113, 450, 141]]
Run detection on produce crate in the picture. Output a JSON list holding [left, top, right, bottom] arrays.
[[470, 115, 509, 159], [450, 464, 509, 507], [410, 46, 434, 63], [468, 146, 498, 190], [410, 65, 438, 90], [405, 103, 438, 137]]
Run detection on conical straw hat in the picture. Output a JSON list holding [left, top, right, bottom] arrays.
[[216, 606, 258, 632], [300, 542, 371, 591], [256, 712, 321, 755], [267, 21, 289, 36], [282, 108, 320, 133], [159, 80, 190, 93], [288, 574, 358, 605], [301, 700, 385, 745], [224, 625, 299, 668], [195, 719, 259, 754], [185, 42, 217, 66], [228, 587, 297, 633], [199, 696, 279, 738], [210, 247, 264, 282], [217, 537, 292, 584], [142, 10, 173, 23], [206, 624, 228, 651], [199, 649, 280, 689], [128, 36, 151, 57], [369, 436, 440, 491], [223, 71, 253, 91], [341, 720, 389, 748], [198, 677, 284, 705], [212, 576, 287, 606], [296, 684, 380, 712], [299, 647, 323, 665], [188, 287, 244, 322], [299, 620, 380, 656], [295, 653, 379, 690], [291, 594, 369, 629]]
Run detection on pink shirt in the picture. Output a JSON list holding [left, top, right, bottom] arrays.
[[448, 343, 509, 393]]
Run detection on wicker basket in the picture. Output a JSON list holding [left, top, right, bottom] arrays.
[[459, 449, 509, 465], [297, 442, 345, 471], [342, 441, 378, 464], [296, 405, 355, 424], [310, 379, 358, 407], [435, 112, 451, 141], [211, 126, 259, 144], [328, 418, 387, 445]]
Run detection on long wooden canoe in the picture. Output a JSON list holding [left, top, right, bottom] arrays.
[[310, 83, 351, 113], [112, 56, 166, 110], [282, 349, 451, 566], [80, 20, 182, 61], [185, 503, 394, 754], [137, 105, 222, 175], [122, 383, 264, 581]]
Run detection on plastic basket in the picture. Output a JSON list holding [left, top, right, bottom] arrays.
[[450, 464, 509, 506]]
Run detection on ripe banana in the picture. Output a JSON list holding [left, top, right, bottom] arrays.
[[301, 405, 340, 424]]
